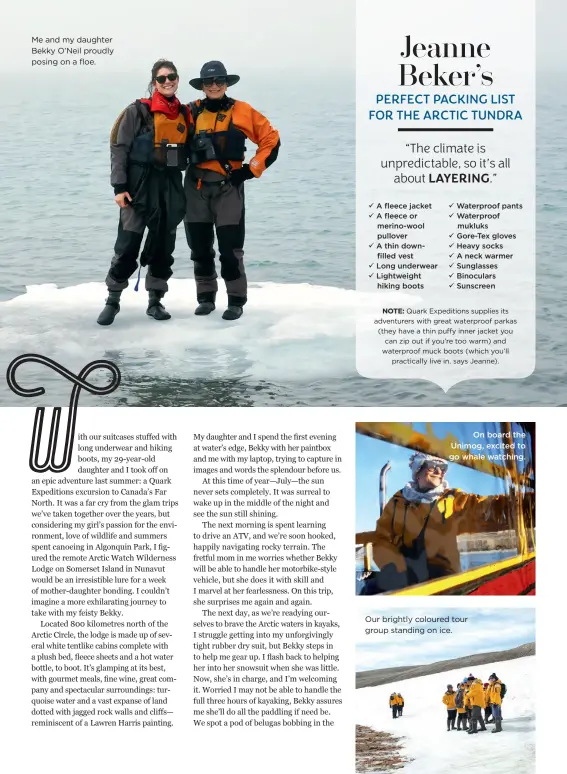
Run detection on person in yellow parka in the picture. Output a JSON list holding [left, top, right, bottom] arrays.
[[455, 683, 469, 731], [389, 692, 400, 718], [442, 684, 457, 731], [466, 678, 487, 734], [397, 693, 404, 716], [463, 678, 473, 726], [484, 682, 493, 724], [358, 453, 511, 591], [488, 673, 503, 733]]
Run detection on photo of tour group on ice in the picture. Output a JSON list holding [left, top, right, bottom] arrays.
[[356, 607, 535, 773], [355, 422, 535, 596]]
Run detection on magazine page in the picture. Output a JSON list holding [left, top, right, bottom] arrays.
[[0, 0, 554, 771]]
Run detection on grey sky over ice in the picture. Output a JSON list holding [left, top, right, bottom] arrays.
[[7, 0, 565, 73], [6, 0, 354, 73]]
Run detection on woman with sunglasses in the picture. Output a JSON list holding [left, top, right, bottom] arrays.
[[357, 452, 509, 593], [97, 59, 190, 325], [184, 61, 280, 320]]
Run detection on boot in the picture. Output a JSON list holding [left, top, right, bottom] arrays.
[[447, 718, 451, 731], [97, 290, 122, 326], [146, 290, 171, 321], [467, 720, 478, 734], [195, 292, 216, 316], [492, 719, 502, 733], [222, 295, 246, 321]]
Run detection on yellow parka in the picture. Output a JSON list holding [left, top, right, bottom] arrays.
[[442, 691, 457, 709], [389, 694, 398, 707], [488, 681, 502, 706], [467, 679, 486, 709], [397, 694, 404, 706], [360, 489, 509, 579]]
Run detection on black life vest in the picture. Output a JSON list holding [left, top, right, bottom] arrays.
[[189, 98, 247, 163], [125, 101, 192, 169]]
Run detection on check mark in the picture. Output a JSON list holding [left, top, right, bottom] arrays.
[[369, 212, 374, 218], [449, 203, 455, 208], [449, 263, 454, 268], [449, 213, 454, 218], [449, 273, 454, 278], [449, 253, 454, 258], [369, 263, 374, 268], [369, 242, 374, 248], [369, 202, 374, 207], [449, 243, 454, 247], [449, 233, 454, 238], [369, 273, 374, 278], [449, 283, 454, 288]]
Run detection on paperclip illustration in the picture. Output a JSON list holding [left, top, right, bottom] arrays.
[[6, 354, 121, 473]]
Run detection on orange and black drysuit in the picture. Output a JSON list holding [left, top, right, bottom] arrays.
[[358, 488, 509, 592], [184, 96, 280, 308], [105, 92, 191, 293]]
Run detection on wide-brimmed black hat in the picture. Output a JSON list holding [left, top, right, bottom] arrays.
[[189, 61, 240, 90]]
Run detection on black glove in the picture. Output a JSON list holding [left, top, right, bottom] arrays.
[[229, 164, 255, 187]]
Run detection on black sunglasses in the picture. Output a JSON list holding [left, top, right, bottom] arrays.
[[202, 76, 227, 87], [422, 461, 448, 473], [155, 73, 178, 84]]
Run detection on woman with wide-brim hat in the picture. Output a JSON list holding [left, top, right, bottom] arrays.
[[184, 60, 281, 320]]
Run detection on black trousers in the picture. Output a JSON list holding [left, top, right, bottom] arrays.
[[184, 178, 247, 304], [106, 167, 183, 293], [391, 706, 398, 718], [447, 709, 457, 729], [471, 705, 487, 731], [457, 712, 468, 729], [107, 217, 175, 292]]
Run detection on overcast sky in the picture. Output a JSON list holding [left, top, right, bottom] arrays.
[[356, 607, 535, 672], [5, 0, 565, 73], [6, 0, 354, 73]]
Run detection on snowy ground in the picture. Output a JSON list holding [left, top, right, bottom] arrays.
[[356, 656, 535, 774]]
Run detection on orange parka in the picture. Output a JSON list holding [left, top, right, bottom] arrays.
[[188, 98, 280, 178]]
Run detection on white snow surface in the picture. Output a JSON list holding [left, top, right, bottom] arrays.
[[357, 656, 534, 774], [0, 281, 415, 381]]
